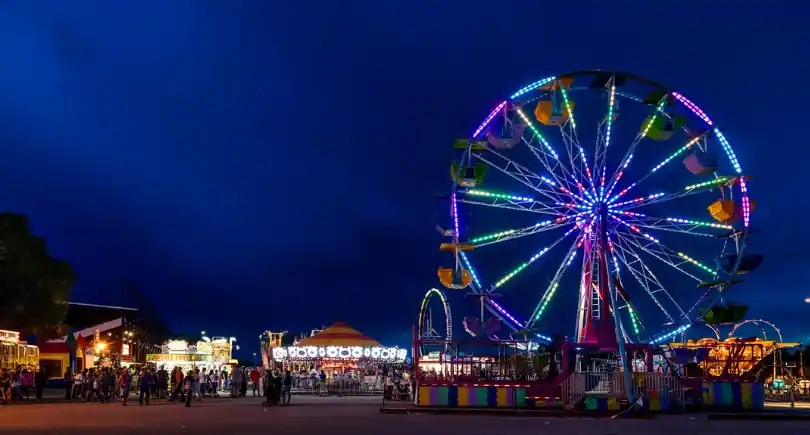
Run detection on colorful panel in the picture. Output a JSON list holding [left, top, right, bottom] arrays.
[[700, 381, 765, 410]]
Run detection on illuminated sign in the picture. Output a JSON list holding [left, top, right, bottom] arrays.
[[0, 330, 20, 344], [146, 354, 213, 362], [166, 340, 189, 354], [272, 346, 406, 362], [122, 344, 130, 356], [196, 341, 212, 355]]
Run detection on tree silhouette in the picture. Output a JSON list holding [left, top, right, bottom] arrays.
[[0, 213, 76, 339]]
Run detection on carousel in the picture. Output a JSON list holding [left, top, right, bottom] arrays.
[[270, 322, 407, 374]]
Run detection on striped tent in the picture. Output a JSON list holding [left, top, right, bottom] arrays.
[[296, 322, 380, 347]]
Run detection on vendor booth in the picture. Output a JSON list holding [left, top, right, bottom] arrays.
[[147, 337, 230, 373], [0, 330, 39, 370]]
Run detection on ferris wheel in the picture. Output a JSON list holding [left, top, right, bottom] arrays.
[[437, 70, 762, 347]]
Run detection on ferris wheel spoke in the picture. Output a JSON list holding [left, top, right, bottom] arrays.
[[556, 86, 596, 187], [593, 79, 618, 200], [525, 238, 580, 329], [459, 187, 570, 215], [612, 235, 687, 325], [457, 198, 568, 217], [515, 107, 596, 200], [603, 96, 669, 201], [612, 223, 710, 282], [608, 130, 712, 204], [489, 225, 579, 290], [609, 212, 733, 238], [472, 149, 571, 204], [612, 176, 730, 211], [469, 215, 581, 248]]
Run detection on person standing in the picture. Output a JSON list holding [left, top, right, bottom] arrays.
[[157, 366, 168, 399], [250, 367, 260, 396], [139, 367, 153, 405], [34, 367, 47, 400], [119, 368, 131, 406], [63, 368, 73, 401], [183, 371, 194, 407], [230, 367, 241, 398]]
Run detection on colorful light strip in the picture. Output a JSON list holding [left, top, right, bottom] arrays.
[[600, 85, 617, 198], [676, 252, 715, 274], [492, 227, 577, 289], [650, 324, 691, 344], [533, 251, 578, 322], [466, 189, 533, 202], [627, 306, 640, 336], [510, 76, 556, 100], [714, 128, 742, 174], [560, 86, 595, 182], [612, 216, 660, 243], [469, 219, 556, 243], [515, 108, 560, 160], [451, 193, 460, 238], [609, 193, 664, 208], [459, 252, 482, 289], [559, 87, 577, 130], [684, 177, 729, 191], [671, 92, 713, 126], [470, 229, 517, 243], [472, 101, 507, 138], [665, 217, 732, 230], [651, 135, 702, 172]]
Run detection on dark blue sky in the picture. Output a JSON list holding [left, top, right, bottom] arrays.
[[2, 1, 808, 359]]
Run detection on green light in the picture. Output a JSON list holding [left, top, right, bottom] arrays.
[[640, 99, 668, 138], [560, 87, 576, 129], [533, 282, 559, 321], [677, 252, 715, 274], [684, 177, 730, 191], [469, 229, 517, 244], [466, 189, 533, 202]]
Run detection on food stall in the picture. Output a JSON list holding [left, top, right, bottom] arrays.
[[0, 330, 39, 370], [146, 337, 230, 373]]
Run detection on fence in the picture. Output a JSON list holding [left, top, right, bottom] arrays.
[[290, 376, 384, 396], [560, 371, 684, 408]]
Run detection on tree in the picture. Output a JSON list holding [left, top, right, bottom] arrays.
[[0, 212, 76, 339]]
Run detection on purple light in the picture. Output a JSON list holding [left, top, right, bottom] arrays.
[[451, 193, 460, 238], [472, 101, 507, 138], [671, 92, 713, 126]]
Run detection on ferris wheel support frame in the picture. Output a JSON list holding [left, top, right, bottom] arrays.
[[443, 71, 753, 399]]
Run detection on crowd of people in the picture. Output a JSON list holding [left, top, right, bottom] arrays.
[[0, 366, 49, 404]]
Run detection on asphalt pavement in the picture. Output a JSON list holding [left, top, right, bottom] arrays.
[[1, 395, 809, 435]]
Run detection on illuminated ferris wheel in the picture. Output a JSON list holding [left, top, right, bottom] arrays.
[[436, 70, 762, 347]]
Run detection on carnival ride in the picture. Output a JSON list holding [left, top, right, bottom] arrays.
[[435, 70, 761, 383], [668, 319, 799, 379]]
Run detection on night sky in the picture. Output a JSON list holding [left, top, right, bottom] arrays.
[[2, 1, 809, 361]]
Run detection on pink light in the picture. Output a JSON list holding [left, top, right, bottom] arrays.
[[451, 193, 460, 238], [671, 92, 713, 126], [472, 101, 507, 138]]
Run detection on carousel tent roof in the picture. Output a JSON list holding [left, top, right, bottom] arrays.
[[296, 322, 381, 347]]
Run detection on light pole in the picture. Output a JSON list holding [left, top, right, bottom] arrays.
[[229, 337, 236, 361]]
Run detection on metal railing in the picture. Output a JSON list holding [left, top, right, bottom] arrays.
[[560, 371, 684, 409], [290, 376, 384, 396]]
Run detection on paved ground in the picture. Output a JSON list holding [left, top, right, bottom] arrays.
[[0, 395, 808, 434]]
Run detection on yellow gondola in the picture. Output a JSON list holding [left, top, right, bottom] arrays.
[[437, 268, 472, 290]]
